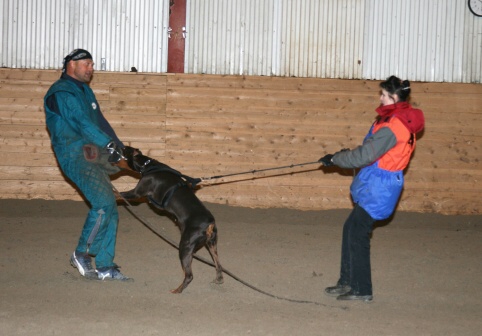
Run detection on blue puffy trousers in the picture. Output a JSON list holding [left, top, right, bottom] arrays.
[[61, 148, 118, 269]]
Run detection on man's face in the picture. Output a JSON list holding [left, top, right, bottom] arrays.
[[68, 59, 94, 83]]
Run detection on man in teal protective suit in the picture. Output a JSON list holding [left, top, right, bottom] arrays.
[[44, 49, 131, 281]]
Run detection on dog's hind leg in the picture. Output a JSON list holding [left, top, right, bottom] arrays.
[[170, 238, 196, 294], [206, 223, 224, 285]]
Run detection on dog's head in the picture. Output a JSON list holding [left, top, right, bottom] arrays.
[[122, 146, 144, 172]]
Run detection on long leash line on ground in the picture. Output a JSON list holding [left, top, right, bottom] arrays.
[[113, 187, 339, 308]]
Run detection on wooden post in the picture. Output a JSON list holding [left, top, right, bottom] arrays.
[[167, 0, 187, 73]]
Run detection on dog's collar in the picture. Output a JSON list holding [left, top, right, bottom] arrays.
[[140, 159, 151, 174], [136, 159, 151, 175]]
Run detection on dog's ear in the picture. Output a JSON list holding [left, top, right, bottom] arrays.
[[120, 146, 140, 171], [127, 146, 143, 157], [123, 146, 136, 157]]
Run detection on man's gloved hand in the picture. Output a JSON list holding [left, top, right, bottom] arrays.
[[106, 141, 124, 163], [318, 154, 334, 166]]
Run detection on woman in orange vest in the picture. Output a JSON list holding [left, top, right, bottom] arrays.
[[319, 75, 425, 302]]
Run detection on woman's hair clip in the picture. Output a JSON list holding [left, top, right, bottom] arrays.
[[401, 86, 411, 90]]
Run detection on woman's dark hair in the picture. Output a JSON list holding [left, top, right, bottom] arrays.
[[380, 75, 411, 102]]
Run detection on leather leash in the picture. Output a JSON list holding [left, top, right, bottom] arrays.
[[200, 160, 322, 182], [112, 186, 339, 308]]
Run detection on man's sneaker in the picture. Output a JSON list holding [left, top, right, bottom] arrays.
[[96, 266, 133, 282], [70, 251, 98, 280]]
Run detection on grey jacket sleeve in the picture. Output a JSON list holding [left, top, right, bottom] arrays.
[[332, 126, 397, 169]]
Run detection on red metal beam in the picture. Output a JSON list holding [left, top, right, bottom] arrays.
[[167, 0, 187, 73]]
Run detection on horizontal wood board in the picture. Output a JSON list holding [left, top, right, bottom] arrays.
[[0, 69, 481, 215]]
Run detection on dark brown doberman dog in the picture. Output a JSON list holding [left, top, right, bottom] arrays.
[[121, 147, 223, 293]]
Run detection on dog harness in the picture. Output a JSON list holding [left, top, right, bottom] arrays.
[[147, 182, 190, 210], [138, 159, 200, 210]]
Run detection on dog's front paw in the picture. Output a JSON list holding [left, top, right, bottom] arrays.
[[117, 192, 133, 202], [118, 190, 137, 200]]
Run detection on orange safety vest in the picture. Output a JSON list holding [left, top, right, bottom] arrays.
[[372, 116, 415, 171]]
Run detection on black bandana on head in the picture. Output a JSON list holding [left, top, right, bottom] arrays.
[[62, 49, 93, 72]]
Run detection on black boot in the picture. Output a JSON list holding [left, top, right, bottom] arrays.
[[337, 290, 373, 302], [324, 285, 351, 297]]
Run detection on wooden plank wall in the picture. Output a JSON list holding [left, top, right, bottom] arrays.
[[0, 69, 480, 215]]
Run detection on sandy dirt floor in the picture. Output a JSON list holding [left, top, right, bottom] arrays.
[[0, 199, 481, 336]]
